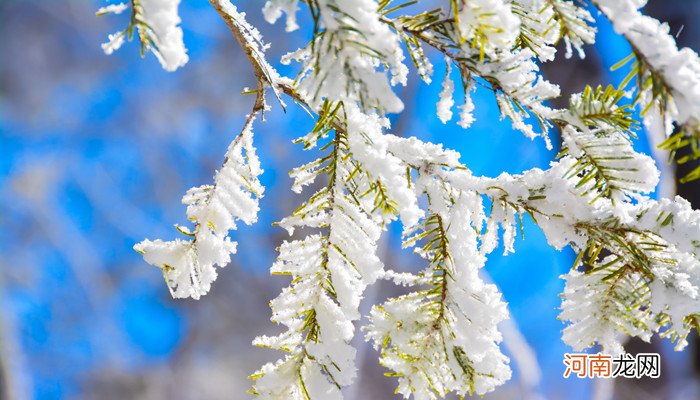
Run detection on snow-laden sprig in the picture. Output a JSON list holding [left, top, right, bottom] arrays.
[[277, 0, 408, 113], [465, 159, 700, 354], [385, 6, 560, 146], [98, 0, 189, 71], [546, 0, 596, 59], [593, 0, 700, 126], [453, 0, 521, 60], [476, 48, 560, 146], [134, 113, 264, 299], [385, 132, 700, 359], [366, 174, 511, 399], [250, 102, 422, 398], [133, 0, 283, 299], [593, 0, 700, 182], [457, 78, 477, 128], [556, 84, 660, 203], [512, 0, 560, 62], [560, 260, 654, 355], [512, 0, 596, 61], [561, 199, 700, 354]]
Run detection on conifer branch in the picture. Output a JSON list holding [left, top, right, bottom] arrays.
[[591, 0, 700, 182]]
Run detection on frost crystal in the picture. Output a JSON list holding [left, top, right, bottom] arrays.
[[436, 60, 455, 123]]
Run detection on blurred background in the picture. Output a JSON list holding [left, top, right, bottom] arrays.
[[1, 1, 699, 399]]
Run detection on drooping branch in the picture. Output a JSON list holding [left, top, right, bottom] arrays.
[[135, 85, 266, 299]]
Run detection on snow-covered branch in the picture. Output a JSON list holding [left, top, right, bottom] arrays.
[[592, 0, 700, 182], [134, 87, 265, 299], [366, 169, 511, 399], [98, 0, 188, 71]]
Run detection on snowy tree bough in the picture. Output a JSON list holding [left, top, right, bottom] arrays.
[[99, 0, 700, 398]]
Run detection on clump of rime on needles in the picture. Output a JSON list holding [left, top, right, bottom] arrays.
[[99, 0, 700, 398]]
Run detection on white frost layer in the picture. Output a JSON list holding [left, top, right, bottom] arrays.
[[345, 105, 423, 227], [457, 79, 476, 128], [481, 162, 699, 353], [140, 0, 189, 71], [97, 2, 128, 15], [437, 60, 455, 124], [262, 0, 300, 32]]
